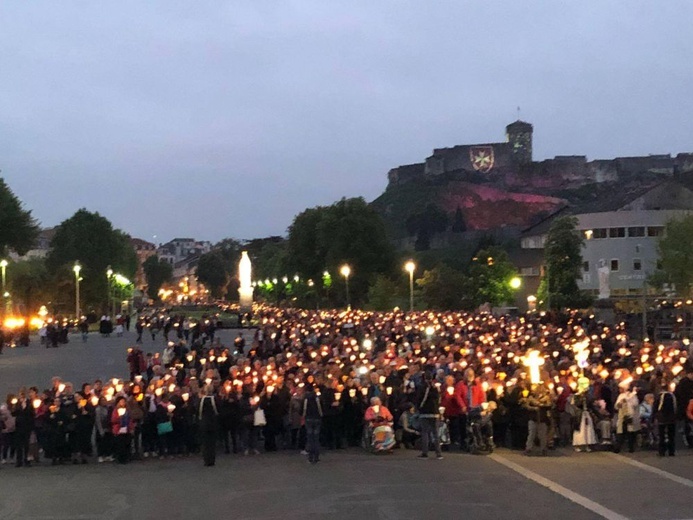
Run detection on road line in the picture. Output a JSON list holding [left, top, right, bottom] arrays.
[[489, 454, 630, 520], [604, 452, 693, 489]]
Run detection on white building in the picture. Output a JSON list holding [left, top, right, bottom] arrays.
[[516, 180, 693, 306]]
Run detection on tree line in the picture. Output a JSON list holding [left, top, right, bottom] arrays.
[[3, 176, 693, 315]]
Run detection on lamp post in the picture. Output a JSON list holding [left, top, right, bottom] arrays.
[[404, 260, 416, 312], [73, 262, 82, 319], [340, 264, 351, 310], [106, 266, 113, 316], [0, 259, 7, 317]]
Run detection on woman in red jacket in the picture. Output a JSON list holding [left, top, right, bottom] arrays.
[[110, 397, 134, 464]]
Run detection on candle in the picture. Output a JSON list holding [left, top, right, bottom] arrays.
[[167, 404, 176, 413], [372, 405, 380, 414], [334, 392, 341, 401], [58, 383, 65, 393], [117, 408, 125, 417], [182, 393, 189, 402], [349, 389, 356, 398], [361, 387, 368, 396], [168, 384, 176, 393], [379, 376, 386, 384], [32, 399, 42, 409], [386, 387, 392, 396], [447, 386, 454, 396]]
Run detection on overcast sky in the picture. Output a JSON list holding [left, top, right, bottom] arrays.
[[1, 1, 692, 244]]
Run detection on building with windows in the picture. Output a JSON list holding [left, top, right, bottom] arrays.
[[515, 179, 693, 308]]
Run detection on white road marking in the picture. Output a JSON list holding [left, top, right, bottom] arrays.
[[605, 452, 693, 489], [489, 454, 630, 520]]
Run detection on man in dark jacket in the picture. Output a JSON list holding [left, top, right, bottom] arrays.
[[303, 383, 323, 464], [199, 386, 220, 466], [416, 372, 442, 459], [656, 382, 678, 457], [12, 393, 35, 467]]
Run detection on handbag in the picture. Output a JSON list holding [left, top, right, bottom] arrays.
[[157, 421, 173, 435], [253, 408, 267, 427]]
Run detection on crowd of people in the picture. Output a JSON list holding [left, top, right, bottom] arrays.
[[2, 306, 693, 469]]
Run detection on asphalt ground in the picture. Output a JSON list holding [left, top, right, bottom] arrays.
[[1, 331, 693, 520]]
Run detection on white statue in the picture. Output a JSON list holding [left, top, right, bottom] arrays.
[[597, 259, 610, 300], [238, 251, 254, 311]]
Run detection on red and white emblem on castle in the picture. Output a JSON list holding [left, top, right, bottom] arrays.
[[470, 146, 495, 173]]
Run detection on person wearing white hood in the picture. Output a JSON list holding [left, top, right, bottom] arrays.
[[614, 380, 640, 453], [162, 342, 176, 367]]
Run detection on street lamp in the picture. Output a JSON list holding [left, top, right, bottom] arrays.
[[73, 262, 82, 319], [106, 266, 114, 316], [0, 259, 7, 316], [340, 264, 351, 309], [510, 276, 522, 290], [404, 260, 416, 312]]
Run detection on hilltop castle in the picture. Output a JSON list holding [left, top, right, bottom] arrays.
[[386, 121, 693, 191]]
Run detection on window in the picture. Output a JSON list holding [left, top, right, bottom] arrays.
[[647, 226, 665, 237], [584, 230, 593, 240], [628, 227, 645, 237], [609, 227, 626, 238], [610, 259, 619, 271], [593, 228, 608, 239], [582, 261, 590, 273], [633, 259, 642, 271], [635, 244, 641, 253]]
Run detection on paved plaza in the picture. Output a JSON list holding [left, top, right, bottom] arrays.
[[1, 331, 692, 520]]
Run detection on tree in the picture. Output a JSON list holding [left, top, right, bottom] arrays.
[[0, 178, 40, 256], [8, 258, 50, 314], [142, 256, 173, 300], [541, 215, 588, 309], [405, 203, 449, 251], [287, 197, 395, 306], [451, 206, 467, 233], [367, 275, 407, 311], [46, 209, 138, 311], [416, 264, 469, 310], [467, 247, 518, 307], [657, 216, 693, 296], [196, 251, 229, 299]]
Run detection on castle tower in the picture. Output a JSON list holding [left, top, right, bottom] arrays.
[[506, 120, 533, 164]]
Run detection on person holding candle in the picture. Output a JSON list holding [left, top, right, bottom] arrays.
[[614, 381, 640, 454], [522, 381, 553, 456], [364, 397, 395, 452], [198, 385, 220, 466], [440, 375, 465, 450], [111, 396, 133, 464], [10, 390, 34, 467], [95, 397, 114, 463], [46, 398, 68, 465], [303, 383, 323, 464], [655, 381, 677, 457], [72, 393, 94, 464]]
